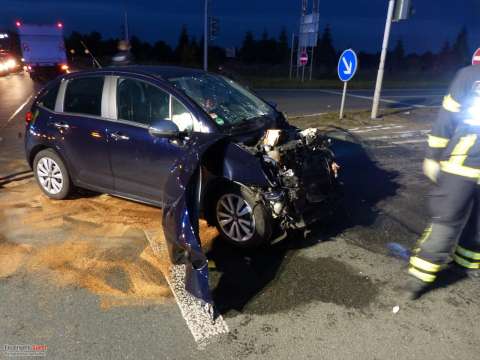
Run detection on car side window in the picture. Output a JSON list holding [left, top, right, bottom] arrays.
[[38, 83, 60, 111], [117, 78, 169, 126], [64, 77, 104, 116]]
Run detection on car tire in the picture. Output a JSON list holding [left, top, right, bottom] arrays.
[[213, 183, 272, 248], [33, 149, 71, 200]]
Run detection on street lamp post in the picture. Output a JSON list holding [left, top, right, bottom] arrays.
[[371, 0, 395, 119], [203, 0, 208, 71]]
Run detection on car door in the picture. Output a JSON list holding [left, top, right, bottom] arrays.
[[107, 76, 198, 205], [52, 75, 113, 190]]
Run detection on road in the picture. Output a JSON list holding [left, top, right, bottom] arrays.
[[256, 88, 444, 116], [1, 73, 478, 359]]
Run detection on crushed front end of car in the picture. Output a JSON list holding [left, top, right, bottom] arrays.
[[239, 126, 342, 233]]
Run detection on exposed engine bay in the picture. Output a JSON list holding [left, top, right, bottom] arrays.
[[241, 127, 340, 230]]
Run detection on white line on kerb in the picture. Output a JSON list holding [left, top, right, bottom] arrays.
[[290, 112, 326, 118], [392, 139, 427, 145], [6, 95, 33, 124], [316, 89, 431, 108], [144, 230, 229, 347]]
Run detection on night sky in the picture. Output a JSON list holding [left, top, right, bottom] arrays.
[[1, 0, 479, 53]]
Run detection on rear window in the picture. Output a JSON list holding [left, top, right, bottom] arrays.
[[38, 83, 60, 111], [64, 77, 104, 116]]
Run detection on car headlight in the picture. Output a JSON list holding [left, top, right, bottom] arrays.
[[6, 59, 16, 69]]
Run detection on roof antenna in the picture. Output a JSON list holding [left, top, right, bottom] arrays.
[[79, 39, 102, 68]]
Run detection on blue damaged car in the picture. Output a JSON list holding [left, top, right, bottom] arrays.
[[25, 66, 340, 301]]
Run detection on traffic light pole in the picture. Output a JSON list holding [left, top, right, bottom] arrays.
[[203, 0, 208, 71], [289, 33, 295, 79], [371, 0, 395, 119]]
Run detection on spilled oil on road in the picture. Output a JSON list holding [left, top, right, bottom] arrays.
[[0, 178, 219, 309]]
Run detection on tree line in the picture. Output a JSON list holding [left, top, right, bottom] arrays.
[[65, 25, 226, 68], [65, 24, 471, 77]]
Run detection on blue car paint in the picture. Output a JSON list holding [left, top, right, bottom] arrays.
[[25, 67, 277, 305], [162, 133, 224, 303], [221, 143, 270, 187]]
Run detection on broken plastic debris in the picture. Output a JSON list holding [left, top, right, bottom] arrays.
[[392, 305, 400, 314], [300, 128, 319, 138]]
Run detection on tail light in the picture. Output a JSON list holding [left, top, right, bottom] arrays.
[[25, 111, 33, 123]]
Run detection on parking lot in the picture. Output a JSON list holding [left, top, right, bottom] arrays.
[[1, 73, 479, 359]]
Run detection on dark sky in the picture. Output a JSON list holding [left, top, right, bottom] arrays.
[[1, 0, 479, 53]]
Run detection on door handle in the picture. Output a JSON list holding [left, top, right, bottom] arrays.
[[51, 122, 70, 130], [110, 132, 130, 141]]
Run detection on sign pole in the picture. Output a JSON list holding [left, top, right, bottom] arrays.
[[309, 46, 315, 80], [302, 57, 305, 82], [339, 81, 348, 120], [289, 32, 295, 79], [337, 49, 358, 121], [203, 0, 208, 71], [371, 0, 395, 119]]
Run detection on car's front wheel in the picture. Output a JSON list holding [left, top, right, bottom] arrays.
[[213, 184, 272, 248], [33, 149, 71, 200]]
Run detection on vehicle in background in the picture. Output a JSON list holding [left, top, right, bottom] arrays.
[[0, 50, 19, 75], [16, 21, 69, 81]]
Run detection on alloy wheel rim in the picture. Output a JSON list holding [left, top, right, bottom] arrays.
[[37, 157, 63, 195], [216, 193, 255, 242]]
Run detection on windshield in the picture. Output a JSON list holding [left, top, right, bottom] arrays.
[[167, 74, 274, 127]]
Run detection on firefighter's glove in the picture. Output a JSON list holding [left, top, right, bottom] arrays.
[[423, 158, 440, 183]]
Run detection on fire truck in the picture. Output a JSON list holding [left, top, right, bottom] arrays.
[[16, 20, 69, 80]]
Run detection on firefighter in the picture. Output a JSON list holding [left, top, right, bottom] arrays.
[[112, 40, 133, 66], [407, 65, 480, 299]]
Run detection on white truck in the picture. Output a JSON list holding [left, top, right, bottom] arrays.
[[17, 22, 69, 80]]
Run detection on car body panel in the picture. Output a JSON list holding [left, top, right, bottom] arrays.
[[52, 113, 113, 189], [106, 120, 188, 205], [162, 132, 224, 303], [25, 66, 340, 306], [203, 142, 270, 188]]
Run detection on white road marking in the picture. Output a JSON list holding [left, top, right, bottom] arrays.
[[348, 124, 395, 131], [366, 130, 430, 141], [316, 89, 434, 108], [256, 88, 446, 93], [382, 94, 442, 98], [352, 125, 404, 133], [290, 112, 326, 118], [391, 139, 427, 145], [6, 95, 33, 125], [144, 230, 229, 347], [167, 265, 229, 347]]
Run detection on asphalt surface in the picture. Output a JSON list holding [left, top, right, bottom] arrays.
[[256, 88, 445, 116], [0, 73, 479, 359]]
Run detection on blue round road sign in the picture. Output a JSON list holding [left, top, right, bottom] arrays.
[[338, 49, 358, 82]]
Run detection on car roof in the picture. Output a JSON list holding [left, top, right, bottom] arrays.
[[68, 65, 207, 80]]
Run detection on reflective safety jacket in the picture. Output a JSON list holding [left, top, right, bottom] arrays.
[[427, 65, 480, 179]]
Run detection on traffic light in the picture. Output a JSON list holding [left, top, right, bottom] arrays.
[[393, 0, 414, 22], [209, 17, 220, 41]]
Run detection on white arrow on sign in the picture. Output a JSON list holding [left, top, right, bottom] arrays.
[[342, 57, 352, 75]]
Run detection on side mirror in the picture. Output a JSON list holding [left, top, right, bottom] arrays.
[[148, 120, 180, 138]]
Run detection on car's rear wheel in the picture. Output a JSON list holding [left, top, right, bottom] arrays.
[[33, 149, 71, 200], [213, 184, 272, 248]]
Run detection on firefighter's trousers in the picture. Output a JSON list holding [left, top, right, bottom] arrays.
[[409, 172, 480, 283]]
